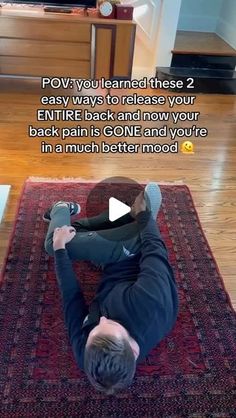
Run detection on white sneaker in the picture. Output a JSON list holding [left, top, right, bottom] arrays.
[[144, 183, 162, 220]]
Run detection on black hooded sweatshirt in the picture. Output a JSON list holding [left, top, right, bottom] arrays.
[[54, 211, 179, 369]]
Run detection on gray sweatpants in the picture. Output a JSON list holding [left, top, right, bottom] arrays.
[[44, 206, 141, 265]]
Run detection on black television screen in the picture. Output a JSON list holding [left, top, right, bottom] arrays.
[[3, 0, 97, 7]]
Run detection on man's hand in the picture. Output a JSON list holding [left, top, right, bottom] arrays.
[[130, 191, 147, 219], [53, 225, 76, 251]]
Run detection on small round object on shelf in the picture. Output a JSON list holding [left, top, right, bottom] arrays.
[[99, 1, 114, 18]]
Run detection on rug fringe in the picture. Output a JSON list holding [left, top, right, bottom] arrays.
[[27, 176, 185, 185]]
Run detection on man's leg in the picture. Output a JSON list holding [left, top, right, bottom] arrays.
[[95, 182, 163, 260], [72, 209, 141, 262], [44, 203, 140, 265], [44, 183, 162, 265], [72, 209, 134, 232], [44, 204, 72, 256], [73, 182, 163, 259]]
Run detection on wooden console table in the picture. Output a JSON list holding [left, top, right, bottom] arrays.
[[0, 8, 136, 79]]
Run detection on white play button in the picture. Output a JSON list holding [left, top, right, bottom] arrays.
[[109, 197, 131, 222]]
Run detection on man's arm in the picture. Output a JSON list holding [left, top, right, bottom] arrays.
[[54, 249, 88, 343], [53, 226, 88, 347]]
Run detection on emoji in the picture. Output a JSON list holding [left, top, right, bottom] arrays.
[[181, 141, 194, 154]]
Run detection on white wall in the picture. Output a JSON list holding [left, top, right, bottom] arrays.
[[0, 185, 11, 223], [216, 0, 236, 49], [155, 0, 182, 67], [178, 0, 223, 32]]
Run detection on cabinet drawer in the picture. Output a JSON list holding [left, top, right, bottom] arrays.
[[0, 57, 91, 78], [0, 17, 91, 42], [0, 39, 91, 61]]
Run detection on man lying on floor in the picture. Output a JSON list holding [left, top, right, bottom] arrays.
[[44, 183, 179, 395]]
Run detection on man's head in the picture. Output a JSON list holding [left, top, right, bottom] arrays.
[[84, 317, 139, 395]]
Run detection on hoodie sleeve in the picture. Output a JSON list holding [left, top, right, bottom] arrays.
[[54, 249, 88, 347], [132, 211, 178, 320]]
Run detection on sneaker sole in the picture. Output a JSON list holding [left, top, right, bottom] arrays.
[[144, 183, 162, 219]]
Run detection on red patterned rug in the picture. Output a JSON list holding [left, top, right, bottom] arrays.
[[0, 179, 235, 417]]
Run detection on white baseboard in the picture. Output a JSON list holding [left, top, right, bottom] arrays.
[[0, 185, 11, 223], [216, 18, 236, 50]]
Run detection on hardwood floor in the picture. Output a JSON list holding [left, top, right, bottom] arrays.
[[0, 79, 236, 310], [173, 31, 236, 56]]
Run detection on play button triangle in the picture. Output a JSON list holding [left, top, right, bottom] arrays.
[[109, 197, 131, 222]]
